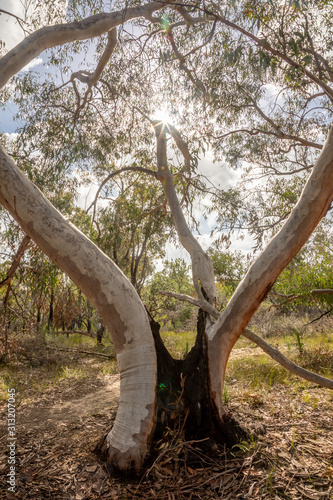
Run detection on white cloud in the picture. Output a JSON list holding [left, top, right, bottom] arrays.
[[0, 0, 26, 50], [20, 57, 43, 72], [3, 132, 18, 141]]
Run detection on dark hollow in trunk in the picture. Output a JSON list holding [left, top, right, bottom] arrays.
[[150, 309, 246, 448]]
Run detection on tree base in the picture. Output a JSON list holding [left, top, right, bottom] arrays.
[[95, 308, 248, 472]]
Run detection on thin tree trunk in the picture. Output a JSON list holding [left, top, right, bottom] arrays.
[[48, 289, 54, 328], [154, 122, 216, 305]]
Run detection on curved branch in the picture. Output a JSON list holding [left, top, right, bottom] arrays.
[[71, 27, 118, 116], [166, 25, 206, 92], [243, 329, 333, 390], [167, 123, 192, 171], [0, 144, 157, 470], [215, 127, 323, 150], [159, 290, 333, 390], [207, 123, 333, 417], [159, 289, 219, 317], [0, 1, 167, 89], [86, 165, 157, 221], [154, 121, 216, 305], [0, 8, 25, 25]]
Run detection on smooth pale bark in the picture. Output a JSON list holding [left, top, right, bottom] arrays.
[[154, 122, 216, 304], [0, 2, 167, 90], [207, 126, 333, 417], [0, 145, 157, 470]]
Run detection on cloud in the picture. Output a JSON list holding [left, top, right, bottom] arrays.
[[3, 132, 18, 141], [0, 0, 25, 50], [20, 57, 43, 72]]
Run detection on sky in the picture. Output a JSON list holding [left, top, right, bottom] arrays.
[[0, 1, 255, 267]]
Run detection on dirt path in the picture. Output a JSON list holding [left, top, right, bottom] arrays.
[[19, 374, 120, 431]]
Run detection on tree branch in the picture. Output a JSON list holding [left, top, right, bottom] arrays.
[[0, 1, 167, 89], [210, 10, 333, 101], [46, 345, 114, 358], [71, 28, 117, 116], [86, 165, 157, 222], [159, 290, 333, 390], [0, 235, 31, 287], [215, 127, 323, 150], [269, 289, 333, 309], [242, 328, 333, 390], [165, 25, 206, 92]]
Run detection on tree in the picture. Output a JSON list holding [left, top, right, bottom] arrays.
[[0, 0, 333, 471]]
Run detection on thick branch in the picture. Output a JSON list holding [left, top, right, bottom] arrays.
[[159, 290, 333, 390], [0, 1, 167, 89], [167, 123, 192, 171], [243, 329, 333, 390], [0, 144, 157, 470], [207, 123, 333, 416]]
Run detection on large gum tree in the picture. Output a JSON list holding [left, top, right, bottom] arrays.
[[0, 0, 333, 470]]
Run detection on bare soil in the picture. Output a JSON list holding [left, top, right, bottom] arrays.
[[0, 355, 332, 499]]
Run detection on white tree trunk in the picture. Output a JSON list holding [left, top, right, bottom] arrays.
[[154, 123, 216, 303], [207, 126, 333, 417], [0, 145, 157, 470]]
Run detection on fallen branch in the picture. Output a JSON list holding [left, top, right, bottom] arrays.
[[46, 346, 114, 359], [53, 330, 96, 338]]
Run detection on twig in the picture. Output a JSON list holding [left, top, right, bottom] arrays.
[[46, 346, 114, 359], [53, 330, 96, 338]]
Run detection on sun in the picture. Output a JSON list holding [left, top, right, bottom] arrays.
[[152, 107, 171, 125]]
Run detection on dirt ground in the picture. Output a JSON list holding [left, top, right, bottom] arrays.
[[0, 356, 332, 499]]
